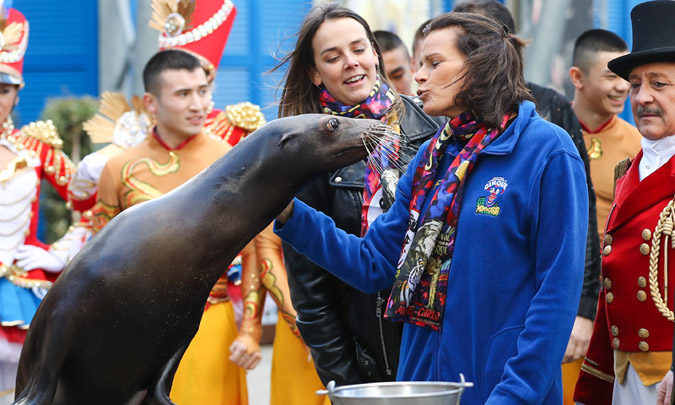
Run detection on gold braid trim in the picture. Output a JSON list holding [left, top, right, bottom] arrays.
[[580, 362, 615, 383], [649, 197, 675, 321], [225, 102, 267, 132], [0, 264, 53, 290]]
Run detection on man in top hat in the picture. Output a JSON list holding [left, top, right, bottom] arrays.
[[574, 1, 675, 404]]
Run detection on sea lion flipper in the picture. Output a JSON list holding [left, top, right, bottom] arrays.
[[144, 340, 190, 405]]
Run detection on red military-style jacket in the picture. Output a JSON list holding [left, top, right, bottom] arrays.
[[575, 150, 675, 404]]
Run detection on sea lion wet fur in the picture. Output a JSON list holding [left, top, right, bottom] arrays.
[[13, 114, 385, 405]]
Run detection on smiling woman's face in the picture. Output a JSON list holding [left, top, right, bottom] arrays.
[[310, 17, 379, 106]]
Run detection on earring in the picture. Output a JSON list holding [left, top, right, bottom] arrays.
[[207, 101, 214, 114]]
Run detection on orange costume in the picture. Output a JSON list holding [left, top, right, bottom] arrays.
[[582, 116, 641, 237], [574, 150, 675, 404], [242, 225, 329, 405]]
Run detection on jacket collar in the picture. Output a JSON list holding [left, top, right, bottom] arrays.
[[480, 100, 537, 156], [398, 95, 447, 142], [609, 150, 675, 230]]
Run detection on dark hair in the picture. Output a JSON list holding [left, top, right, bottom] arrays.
[[374, 30, 410, 59], [572, 29, 628, 73], [271, 3, 400, 118], [412, 19, 431, 56], [452, 0, 516, 33], [142, 49, 203, 95], [425, 12, 533, 127]]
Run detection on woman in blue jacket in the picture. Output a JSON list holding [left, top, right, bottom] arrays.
[[276, 11, 588, 405]]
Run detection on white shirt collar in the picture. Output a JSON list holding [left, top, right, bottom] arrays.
[[639, 135, 675, 181]]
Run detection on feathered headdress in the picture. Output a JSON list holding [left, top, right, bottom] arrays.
[[149, 0, 237, 74]]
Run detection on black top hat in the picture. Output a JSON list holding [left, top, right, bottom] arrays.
[[608, 0, 675, 80]]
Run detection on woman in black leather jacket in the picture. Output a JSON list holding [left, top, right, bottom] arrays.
[[271, 3, 443, 386]]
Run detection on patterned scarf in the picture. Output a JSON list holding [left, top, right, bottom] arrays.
[[385, 110, 513, 331], [319, 77, 400, 235]]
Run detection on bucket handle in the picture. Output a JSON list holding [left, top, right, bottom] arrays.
[[316, 380, 340, 405]]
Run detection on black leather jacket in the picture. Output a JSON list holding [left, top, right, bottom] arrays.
[[527, 82, 601, 320], [283, 95, 443, 386]]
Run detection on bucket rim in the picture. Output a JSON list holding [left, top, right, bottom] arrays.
[[322, 380, 474, 399]]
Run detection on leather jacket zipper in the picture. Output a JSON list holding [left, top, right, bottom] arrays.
[[376, 292, 392, 376]]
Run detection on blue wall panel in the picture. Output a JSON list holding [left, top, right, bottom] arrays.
[[214, 0, 311, 122], [13, 0, 98, 125]]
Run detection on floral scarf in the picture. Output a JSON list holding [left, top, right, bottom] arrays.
[[319, 77, 400, 235], [385, 110, 513, 331]]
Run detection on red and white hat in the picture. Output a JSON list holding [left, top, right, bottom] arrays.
[[0, 6, 28, 87], [149, 0, 236, 75]]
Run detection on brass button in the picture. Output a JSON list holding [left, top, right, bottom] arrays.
[[604, 278, 612, 289], [603, 245, 612, 256], [637, 290, 647, 302], [638, 328, 650, 339], [611, 325, 619, 336], [606, 292, 614, 304], [640, 243, 650, 255], [639, 341, 649, 352], [613, 338, 620, 349], [638, 277, 647, 288], [604, 234, 613, 245], [642, 229, 652, 241]]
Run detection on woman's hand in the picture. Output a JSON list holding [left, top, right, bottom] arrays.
[[276, 200, 295, 225], [15, 245, 65, 273], [563, 316, 593, 363]]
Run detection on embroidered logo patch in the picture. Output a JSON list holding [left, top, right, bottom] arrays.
[[476, 177, 507, 216]]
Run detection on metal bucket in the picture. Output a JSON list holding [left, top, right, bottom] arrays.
[[316, 374, 473, 405]]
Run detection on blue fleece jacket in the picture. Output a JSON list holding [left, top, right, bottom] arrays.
[[275, 101, 587, 404]]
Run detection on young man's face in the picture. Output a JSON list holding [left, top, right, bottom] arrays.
[[382, 46, 413, 96], [147, 68, 211, 140], [578, 51, 630, 117]]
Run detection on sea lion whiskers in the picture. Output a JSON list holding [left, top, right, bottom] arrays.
[[363, 125, 414, 176]]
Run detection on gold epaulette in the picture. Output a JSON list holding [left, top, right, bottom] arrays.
[[19, 120, 62, 149], [613, 158, 632, 198], [225, 102, 267, 132]]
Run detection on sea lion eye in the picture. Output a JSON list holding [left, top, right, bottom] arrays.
[[326, 118, 340, 131]]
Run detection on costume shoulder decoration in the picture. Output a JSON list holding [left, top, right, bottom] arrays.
[[226, 102, 266, 132], [82, 92, 151, 148], [19, 120, 62, 149]]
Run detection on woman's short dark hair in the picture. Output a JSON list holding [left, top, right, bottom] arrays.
[[426, 12, 533, 127], [271, 3, 399, 118]]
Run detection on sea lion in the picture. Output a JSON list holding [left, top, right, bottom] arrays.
[[13, 114, 388, 405]]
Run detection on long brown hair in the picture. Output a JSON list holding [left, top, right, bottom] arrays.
[[271, 3, 400, 118], [426, 12, 533, 128]]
